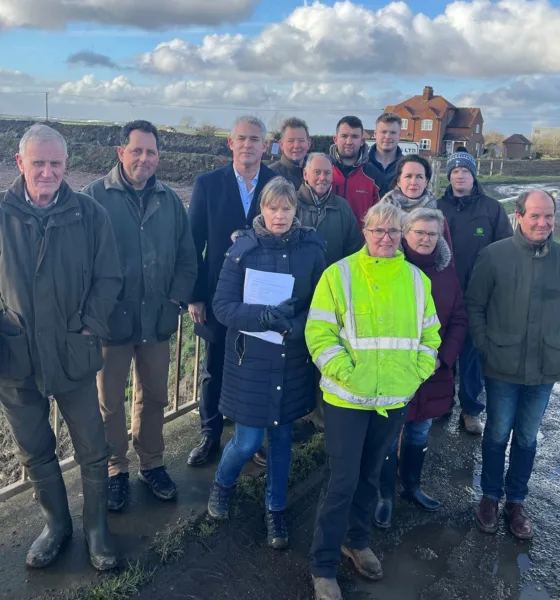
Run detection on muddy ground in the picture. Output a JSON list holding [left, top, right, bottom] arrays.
[[133, 391, 560, 600]]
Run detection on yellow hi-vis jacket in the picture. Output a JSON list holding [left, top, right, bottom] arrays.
[[305, 246, 441, 414]]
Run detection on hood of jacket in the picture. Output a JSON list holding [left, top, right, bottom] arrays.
[[402, 236, 452, 272], [329, 142, 370, 169], [103, 163, 164, 195]]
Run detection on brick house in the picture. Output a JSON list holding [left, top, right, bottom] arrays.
[[384, 86, 485, 157], [503, 134, 532, 159]]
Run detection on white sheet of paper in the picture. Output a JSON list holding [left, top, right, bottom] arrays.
[[241, 268, 295, 345]]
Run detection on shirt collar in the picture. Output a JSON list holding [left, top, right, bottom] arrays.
[[234, 167, 260, 187], [24, 185, 59, 209]]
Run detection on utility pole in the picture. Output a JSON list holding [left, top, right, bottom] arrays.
[[45, 92, 49, 122]]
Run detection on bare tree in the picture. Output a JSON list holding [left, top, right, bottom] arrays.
[[197, 122, 219, 137], [484, 130, 506, 146], [533, 133, 560, 157], [180, 115, 196, 130], [267, 112, 287, 138]]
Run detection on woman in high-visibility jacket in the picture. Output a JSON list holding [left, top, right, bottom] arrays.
[[305, 201, 441, 600]]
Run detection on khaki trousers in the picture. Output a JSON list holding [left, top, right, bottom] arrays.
[[97, 342, 170, 477]]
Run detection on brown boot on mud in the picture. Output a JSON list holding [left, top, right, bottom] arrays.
[[475, 496, 499, 534], [460, 412, 484, 435], [312, 576, 343, 600], [341, 546, 383, 580], [504, 502, 534, 540]]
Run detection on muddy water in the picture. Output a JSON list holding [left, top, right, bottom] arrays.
[[134, 387, 560, 600], [485, 182, 560, 200]]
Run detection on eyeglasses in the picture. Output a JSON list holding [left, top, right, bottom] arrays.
[[365, 228, 402, 240], [411, 230, 439, 240]]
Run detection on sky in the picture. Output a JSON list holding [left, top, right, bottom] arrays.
[[1, 0, 560, 135]]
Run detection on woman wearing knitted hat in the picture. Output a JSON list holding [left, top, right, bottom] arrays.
[[380, 154, 453, 249]]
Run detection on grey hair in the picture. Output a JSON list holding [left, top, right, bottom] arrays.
[[516, 189, 557, 216], [363, 202, 403, 230], [230, 115, 267, 141], [402, 208, 445, 235], [304, 152, 332, 167], [19, 124, 68, 157], [259, 176, 297, 210]]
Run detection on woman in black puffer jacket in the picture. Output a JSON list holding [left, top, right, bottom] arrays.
[[207, 177, 326, 550]]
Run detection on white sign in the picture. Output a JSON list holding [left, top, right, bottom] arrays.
[[398, 142, 419, 155], [270, 142, 280, 156]]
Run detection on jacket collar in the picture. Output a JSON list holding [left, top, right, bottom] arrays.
[[368, 144, 403, 171], [513, 225, 552, 257], [357, 244, 406, 274], [329, 143, 369, 170], [402, 236, 452, 272], [279, 153, 303, 172], [443, 179, 484, 208], [103, 163, 164, 195]]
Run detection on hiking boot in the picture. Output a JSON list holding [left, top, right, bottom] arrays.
[[341, 545, 383, 580], [312, 576, 342, 600], [265, 509, 288, 550], [138, 466, 177, 501], [187, 435, 221, 467], [107, 472, 129, 512], [475, 496, 499, 534], [207, 481, 235, 520], [504, 502, 533, 540], [460, 412, 484, 435], [253, 446, 267, 468]]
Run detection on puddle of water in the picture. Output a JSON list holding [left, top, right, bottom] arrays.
[[517, 553, 532, 576], [519, 582, 551, 600]]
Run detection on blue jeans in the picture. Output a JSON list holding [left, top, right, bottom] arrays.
[[459, 333, 485, 416], [215, 422, 293, 511], [390, 418, 433, 452], [481, 377, 553, 504]]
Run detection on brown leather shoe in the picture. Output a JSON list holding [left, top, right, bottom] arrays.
[[504, 502, 533, 540], [475, 496, 499, 534], [341, 546, 383, 580]]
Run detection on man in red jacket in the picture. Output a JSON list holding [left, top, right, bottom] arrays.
[[329, 115, 387, 225]]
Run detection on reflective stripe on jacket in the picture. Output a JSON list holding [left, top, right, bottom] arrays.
[[305, 246, 441, 413]]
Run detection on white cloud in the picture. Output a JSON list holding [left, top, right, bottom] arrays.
[[140, 0, 560, 80], [0, 0, 258, 30]]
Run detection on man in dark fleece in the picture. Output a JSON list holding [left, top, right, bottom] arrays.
[[438, 150, 512, 435]]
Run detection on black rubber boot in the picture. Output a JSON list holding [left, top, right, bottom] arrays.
[[26, 463, 73, 568], [399, 444, 441, 512], [81, 467, 118, 571], [373, 449, 398, 529]]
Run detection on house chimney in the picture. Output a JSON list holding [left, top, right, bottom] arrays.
[[423, 86, 434, 100]]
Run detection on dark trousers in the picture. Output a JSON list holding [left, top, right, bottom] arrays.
[[481, 377, 552, 504], [310, 402, 407, 579], [0, 379, 109, 479], [199, 331, 226, 440], [458, 332, 485, 417]]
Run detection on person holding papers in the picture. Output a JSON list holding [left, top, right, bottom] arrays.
[[207, 177, 326, 550], [305, 202, 441, 600]]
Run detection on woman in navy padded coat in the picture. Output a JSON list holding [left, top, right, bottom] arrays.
[[207, 177, 326, 550]]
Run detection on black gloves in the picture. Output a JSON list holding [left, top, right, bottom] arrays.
[[259, 298, 298, 335]]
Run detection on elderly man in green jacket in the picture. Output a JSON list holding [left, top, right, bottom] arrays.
[[466, 189, 559, 541], [0, 124, 122, 570], [84, 120, 197, 512], [84, 121, 197, 511]]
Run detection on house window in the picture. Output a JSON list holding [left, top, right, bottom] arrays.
[[401, 118, 408, 130], [534, 129, 540, 135], [421, 119, 433, 131], [476, 124, 480, 134], [419, 139, 431, 150], [475, 142, 480, 155], [525, 144, 529, 151]]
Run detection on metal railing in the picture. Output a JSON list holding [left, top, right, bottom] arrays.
[[0, 313, 201, 502]]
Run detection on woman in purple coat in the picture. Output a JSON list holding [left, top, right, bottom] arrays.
[[374, 207, 468, 529]]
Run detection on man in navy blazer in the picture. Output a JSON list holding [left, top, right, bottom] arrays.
[[187, 116, 277, 466]]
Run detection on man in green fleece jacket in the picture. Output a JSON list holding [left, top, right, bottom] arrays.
[[466, 189, 559, 541]]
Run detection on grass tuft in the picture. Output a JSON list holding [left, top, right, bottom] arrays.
[[151, 517, 195, 564]]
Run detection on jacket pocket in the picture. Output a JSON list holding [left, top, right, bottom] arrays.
[[156, 298, 180, 341], [485, 330, 524, 376], [64, 332, 103, 381], [0, 328, 33, 380], [541, 333, 560, 376], [106, 301, 135, 342]]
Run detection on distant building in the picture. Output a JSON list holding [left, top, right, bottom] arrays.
[[384, 86, 484, 157], [503, 134, 532, 159], [531, 126, 560, 139]]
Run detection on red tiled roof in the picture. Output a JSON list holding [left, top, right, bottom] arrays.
[[387, 94, 456, 118], [448, 107, 480, 129]]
